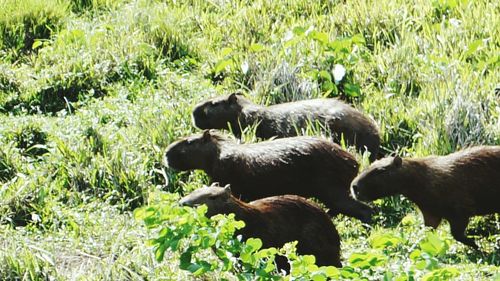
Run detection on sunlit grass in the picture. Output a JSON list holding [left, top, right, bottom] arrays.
[[0, 0, 499, 279]]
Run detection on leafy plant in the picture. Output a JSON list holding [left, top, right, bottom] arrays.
[[135, 193, 342, 280], [8, 123, 49, 157]]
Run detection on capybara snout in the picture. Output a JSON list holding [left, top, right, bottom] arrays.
[[350, 156, 403, 202]]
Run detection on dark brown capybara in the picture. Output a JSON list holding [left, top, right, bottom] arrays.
[[350, 146, 500, 248], [179, 184, 342, 269], [192, 93, 380, 162], [165, 130, 374, 223]]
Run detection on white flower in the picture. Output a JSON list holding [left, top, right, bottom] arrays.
[[241, 60, 249, 74], [332, 64, 346, 84], [449, 18, 461, 28]]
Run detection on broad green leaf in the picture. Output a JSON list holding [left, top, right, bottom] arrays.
[[370, 233, 403, 249], [214, 59, 233, 74], [179, 251, 192, 268], [32, 40, 43, 49], [419, 232, 448, 256], [249, 43, 265, 52], [220, 47, 233, 57], [340, 266, 359, 279], [245, 237, 263, 252], [344, 83, 361, 97], [312, 273, 327, 281], [310, 31, 329, 44], [351, 33, 366, 45], [318, 70, 332, 81], [422, 267, 460, 281], [348, 252, 387, 269], [302, 255, 316, 265], [463, 39, 483, 58], [409, 249, 422, 261], [321, 81, 335, 93], [322, 266, 340, 277], [155, 243, 166, 262], [293, 26, 306, 35]]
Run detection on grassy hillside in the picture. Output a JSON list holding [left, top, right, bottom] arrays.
[[0, 0, 499, 279]]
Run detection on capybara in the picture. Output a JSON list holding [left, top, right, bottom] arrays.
[[192, 93, 380, 162], [179, 184, 342, 269], [350, 146, 500, 248], [165, 130, 373, 223]]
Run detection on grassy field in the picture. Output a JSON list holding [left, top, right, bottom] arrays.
[[0, 0, 499, 279]]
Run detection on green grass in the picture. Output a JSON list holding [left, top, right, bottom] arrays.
[[0, 0, 499, 279]]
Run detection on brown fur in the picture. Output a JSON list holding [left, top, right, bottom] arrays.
[[179, 184, 342, 269], [192, 93, 381, 162], [351, 146, 500, 248], [165, 130, 374, 223]]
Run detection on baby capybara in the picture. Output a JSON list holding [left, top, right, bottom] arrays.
[[350, 146, 500, 248], [179, 184, 342, 269], [165, 130, 374, 223], [192, 93, 380, 162]]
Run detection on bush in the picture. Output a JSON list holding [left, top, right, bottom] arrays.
[[0, 0, 68, 58], [8, 123, 49, 157], [70, 0, 125, 14], [0, 144, 19, 182]]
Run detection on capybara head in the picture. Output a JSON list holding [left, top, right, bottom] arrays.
[[179, 183, 232, 217], [350, 156, 403, 202], [192, 93, 247, 130], [164, 130, 222, 171]]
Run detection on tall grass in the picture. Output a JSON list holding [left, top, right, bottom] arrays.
[[0, 0, 69, 59], [0, 0, 498, 279]]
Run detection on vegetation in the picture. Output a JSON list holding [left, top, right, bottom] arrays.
[[0, 0, 498, 279]]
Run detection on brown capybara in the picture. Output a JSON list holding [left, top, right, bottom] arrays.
[[350, 146, 500, 248], [179, 184, 342, 269], [165, 130, 374, 223], [192, 93, 380, 162]]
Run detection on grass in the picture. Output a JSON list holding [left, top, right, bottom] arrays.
[[0, 0, 499, 279]]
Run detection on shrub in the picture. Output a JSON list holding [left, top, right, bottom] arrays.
[[0, 0, 68, 58], [0, 144, 19, 182], [70, 0, 125, 14], [8, 123, 49, 157]]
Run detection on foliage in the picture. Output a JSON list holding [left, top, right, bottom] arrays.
[[0, 0, 69, 59], [6, 122, 49, 157], [134, 193, 342, 280], [0, 0, 499, 279], [135, 192, 493, 280]]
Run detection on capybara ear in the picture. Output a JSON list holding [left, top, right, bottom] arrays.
[[202, 129, 212, 141], [392, 156, 402, 168], [228, 93, 239, 103]]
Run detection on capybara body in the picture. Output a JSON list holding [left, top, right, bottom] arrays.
[[351, 146, 500, 248], [192, 93, 380, 162], [179, 184, 342, 269], [165, 130, 374, 223]]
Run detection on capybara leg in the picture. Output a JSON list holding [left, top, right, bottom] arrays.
[[328, 196, 374, 223], [448, 216, 478, 249], [420, 209, 442, 229]]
